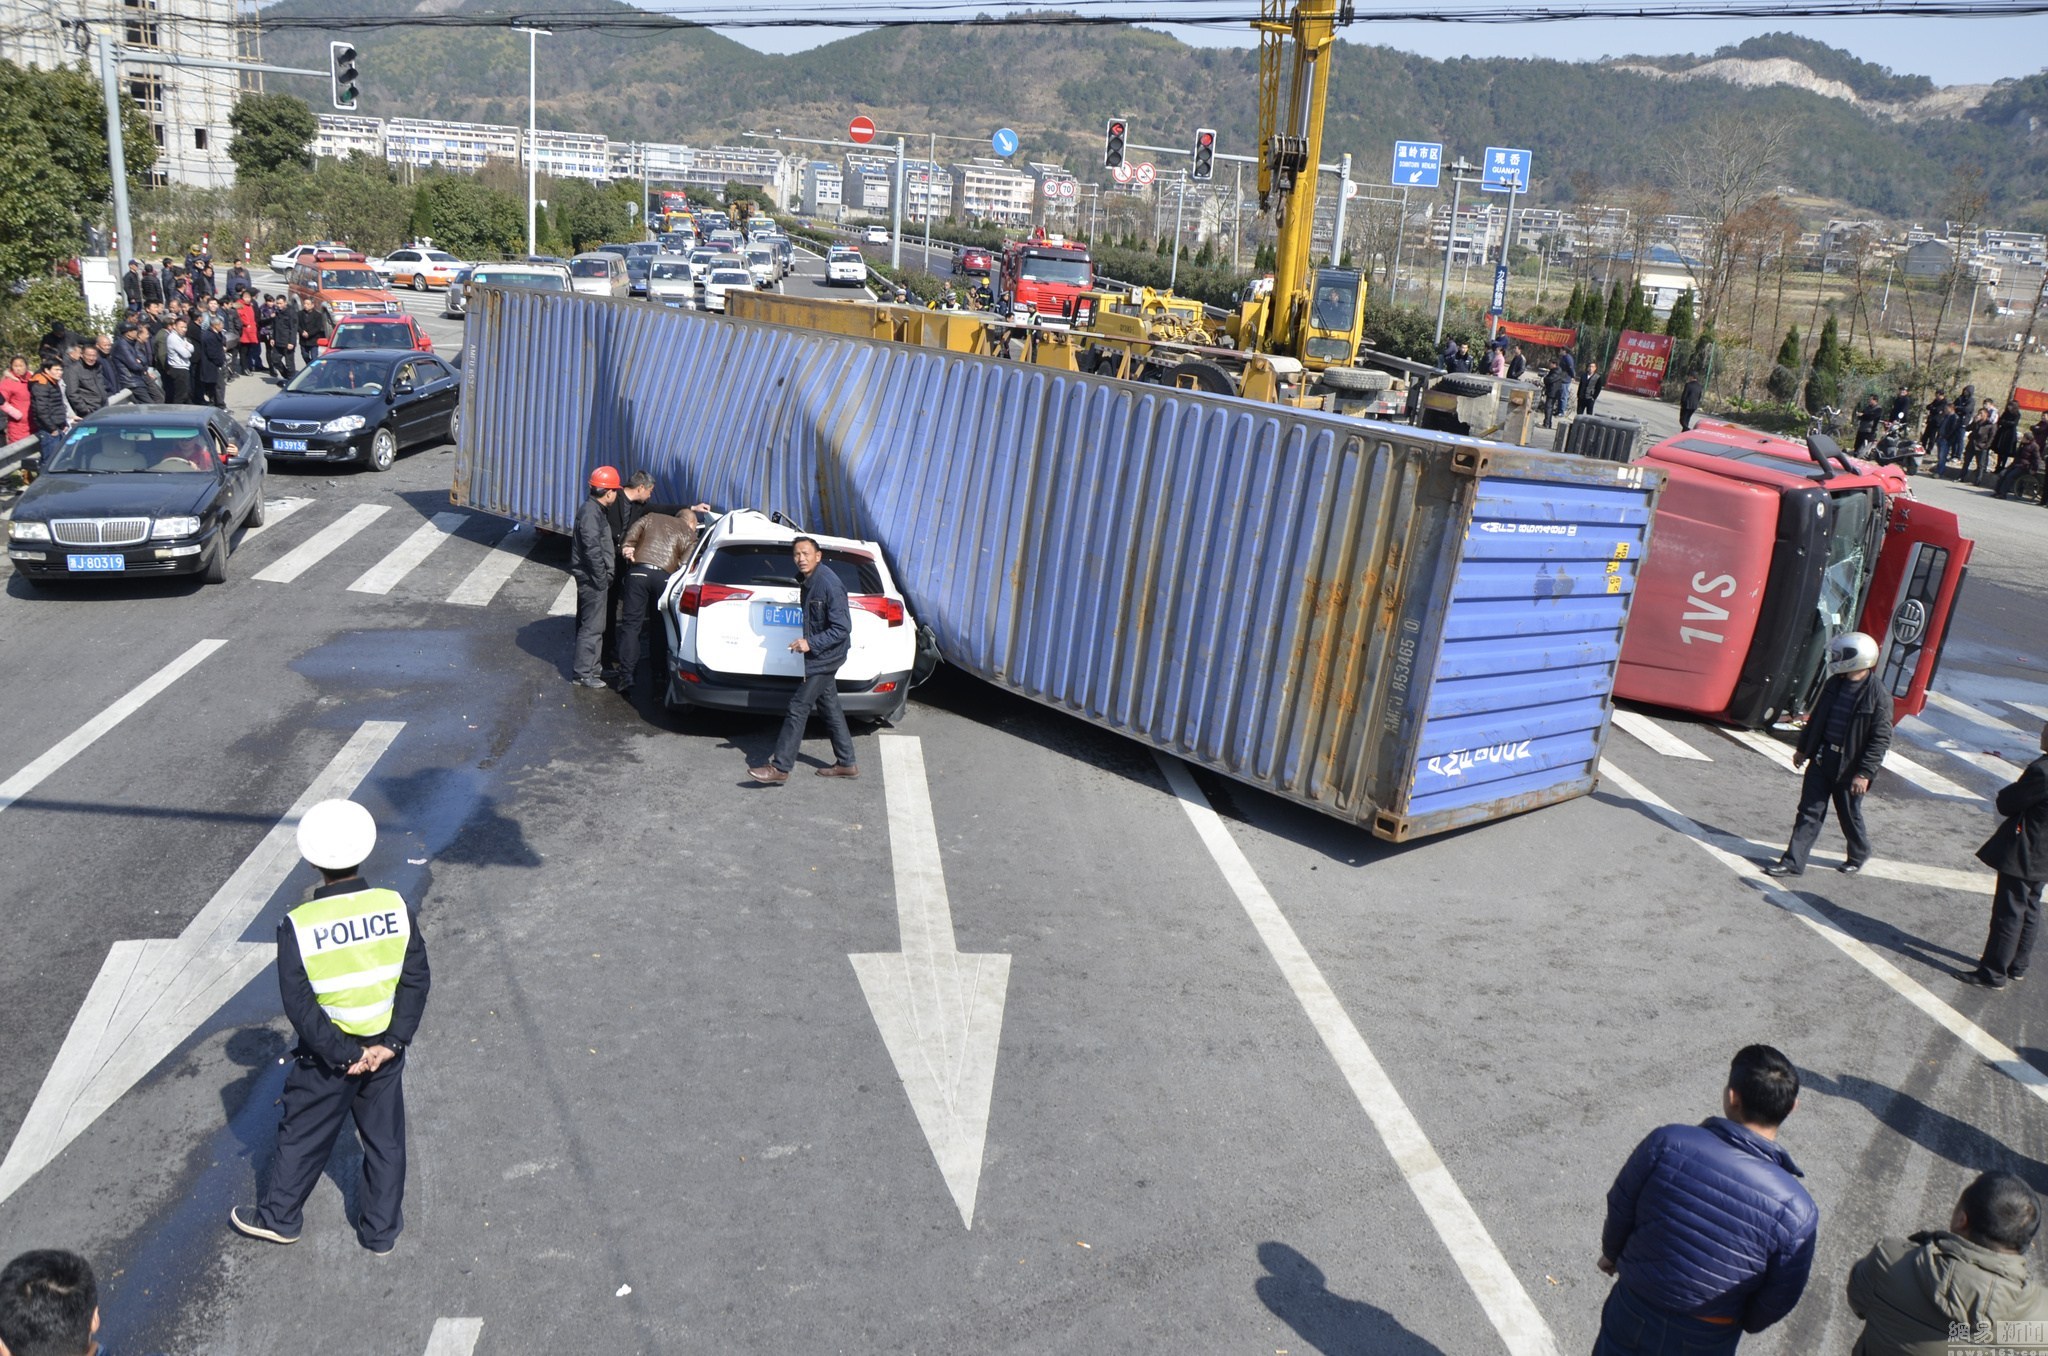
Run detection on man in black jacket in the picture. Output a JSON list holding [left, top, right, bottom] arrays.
[[570, 466, 621, 688], [1680, 375, 1705, 431], [270, 297, 300, 381], [1766, 631, 1892, 877], [1963, 725, 2048, 989], [751, 535, 858, 783], [121, 259, 143, 311]]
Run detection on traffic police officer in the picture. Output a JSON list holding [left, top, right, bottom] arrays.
[[1765, 632, 1893, 877], [231, 799, 430, 1255]]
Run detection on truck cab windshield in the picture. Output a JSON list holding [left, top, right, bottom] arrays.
[[1309, 270, 1359, 331]]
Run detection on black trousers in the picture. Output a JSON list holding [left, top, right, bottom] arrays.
[[615, 565, 667, 683], [572, 580, 608, 682], [771, 670, 855, 771], [1780, 749, 1871, 871], [1981, 873, 2045, 980], [253, 1052, 408, 1248]]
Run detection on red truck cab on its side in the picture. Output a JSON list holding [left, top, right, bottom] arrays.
[[999, 228, 1093, 323], [1617, 420, 1970, 727]]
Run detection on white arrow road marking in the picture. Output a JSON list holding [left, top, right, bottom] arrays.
[[0, 639, 226, 818], [422, 1317, 484, 1356], [1155, 754, 1560, 1356], [0, 720, 404, 1207], [255, 503, 389, 584], [350, 511, 470, 595], [850, 735, 1010, 1229], [1599, 759, 2048, 1106], [1610, 709, 1712, 760]]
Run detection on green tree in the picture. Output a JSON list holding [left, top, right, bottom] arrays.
[[1602, 278, 1628, 331], [1564, 281, 1584, 324], [410, 174, 524, 258], [1804, 313, 1844, 414], [551, 179, 631, 252], [1665, 289, 1696, 344], [1767, 325, 1802, 401], [0, 59, 154, 271], [229, 92, 316, 179], [1623, 285, 1655, 333]]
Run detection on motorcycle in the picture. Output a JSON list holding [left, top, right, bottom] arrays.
[[1864, 419, 1922, 477]]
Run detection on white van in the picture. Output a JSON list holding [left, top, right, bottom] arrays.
[[567, 251, 629, 298]]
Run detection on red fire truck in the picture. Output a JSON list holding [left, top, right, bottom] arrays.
[[998, 228, 1093, 322], [1617, 421, 1972, 727]]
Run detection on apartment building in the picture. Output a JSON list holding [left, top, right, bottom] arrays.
[[388, 118, 520, 171], [0, 0, 250, 188], [950, 157, 1034, 226], [802, 161, 843, 219]]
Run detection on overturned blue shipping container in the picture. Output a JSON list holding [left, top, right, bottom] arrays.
[[453, 290, 1664, 840]]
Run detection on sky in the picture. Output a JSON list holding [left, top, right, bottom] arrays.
[[710, 5, 2048, 88]]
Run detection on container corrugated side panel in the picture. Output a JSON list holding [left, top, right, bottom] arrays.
[[452, 290, 1661, 837], [1388, 469, 1658, 839]]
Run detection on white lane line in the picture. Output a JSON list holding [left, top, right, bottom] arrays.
[[422, 1318, 484, 1356], [1155, 754, 1561, 1356], [446, 522, 540, 606], [1926, 690, 2020, 733], [254, 503, 389, 583], [548, 577, 578, 617], [1611, 710, 1712, 761], [1599, 758, 2048, 1107], [1722, 724, 1984, 802], [0, 639, 226, 818], [1900, 716, 2021, 784], [1643, 812, 1988, 893], [348, 511, 469, 595], [238, 496, 312, 542]]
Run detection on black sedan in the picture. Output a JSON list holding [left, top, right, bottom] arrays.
[[6, 405, 266, 588], [251, 349, 460, 472]]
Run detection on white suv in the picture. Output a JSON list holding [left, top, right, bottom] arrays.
[[826, 248, 866, 287], [662, 511, 919, 722]]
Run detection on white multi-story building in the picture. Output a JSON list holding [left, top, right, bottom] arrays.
[[387, 118, 519, 172], [950, 157, 1034, 226], [845, 163, 890, 216], [684, 145, 792, 208], [527, 129, 609, 182], [313, 114, 385, 162], [802, 161, 843, 219], [0, 0, 250, 189]]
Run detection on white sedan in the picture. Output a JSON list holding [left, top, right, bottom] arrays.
[[267, 241, 350, 275], [661, 510, 921, 722], [826, 249, 867, 287], [700, 267, 752, 313]]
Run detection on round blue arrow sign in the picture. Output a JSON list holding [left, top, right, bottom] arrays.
[[992, 127, 1018, 158]]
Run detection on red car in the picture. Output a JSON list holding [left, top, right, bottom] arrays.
[[325, 314, 433, 354], [953, 247, 992, 277]]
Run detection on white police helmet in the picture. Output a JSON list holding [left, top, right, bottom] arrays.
[[1827, 631, 1880, 676], [296, 799, 376, 871]]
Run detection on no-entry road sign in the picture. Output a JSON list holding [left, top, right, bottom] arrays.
[[850, 116, 876, 145]]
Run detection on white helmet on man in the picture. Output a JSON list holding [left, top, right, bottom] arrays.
[[1826, 631, 1880, 677], [296, 799, 377, 871]]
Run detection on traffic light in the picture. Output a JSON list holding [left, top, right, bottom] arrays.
[[329, 41, 359, 111], [1103, 117, 1127, 170], [1191, 127, 1216, 182]]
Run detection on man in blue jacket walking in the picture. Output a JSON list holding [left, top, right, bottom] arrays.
[[751, 535, 859, 783], [1595, 1045, 1819, 1354]]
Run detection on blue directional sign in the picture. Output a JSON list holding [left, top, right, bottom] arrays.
[[1391, 139, 1442, 188], [1490, 263, 1510, 316], [992, 127, 1019, 158], [1481, 146, 1532, 193]]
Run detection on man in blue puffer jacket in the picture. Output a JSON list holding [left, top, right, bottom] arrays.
[[1595, 1045, 1819, 1355]]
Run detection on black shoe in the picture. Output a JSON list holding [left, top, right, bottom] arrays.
[[229, 1207, 299, 1244], [1960, 969, 2009, 990], [1837, 860, 1864, 874], [1763, 862, 1801, 877], [576, 676, 606, 688]]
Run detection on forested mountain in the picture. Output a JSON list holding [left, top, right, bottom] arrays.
[[255, 4, 2048, 226]]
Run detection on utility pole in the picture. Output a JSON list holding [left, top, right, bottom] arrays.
[[1490, 170, 1521, 341], [1434, 158, 1478, 346], [95, 33, 132, 267], [1389, 186, 1408, 300], [516, 26, 550, 256], [891, 137, 904, 271], [1328, 152, 1351, 267], [1169, 172, 1187, 290]]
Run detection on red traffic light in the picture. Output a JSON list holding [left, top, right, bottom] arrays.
[[1110, 121, 1125, 136], [1198, 131, 1214, 147]]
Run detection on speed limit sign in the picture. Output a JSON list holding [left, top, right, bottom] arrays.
[[1135, 161, 1156, 186], [1060, 180, 1076, 199]]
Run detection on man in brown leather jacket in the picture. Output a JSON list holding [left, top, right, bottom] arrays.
[[614, 506, 706, 697]]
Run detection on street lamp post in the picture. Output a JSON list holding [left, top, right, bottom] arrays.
[[1434, 158, 1478, 346], [516, 26, 549, 256]]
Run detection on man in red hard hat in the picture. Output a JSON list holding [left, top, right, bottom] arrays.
[[571, 466, 621, 688]]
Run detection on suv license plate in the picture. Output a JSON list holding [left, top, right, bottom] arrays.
[[761, 603, 803, 628], [272, 438, 309, 452], [68, 554, 125, 572]]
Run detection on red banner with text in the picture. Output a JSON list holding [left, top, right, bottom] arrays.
[[1497, 320, 1577, 349], [1607, 330, 1674, 397], [2015, 387, 2048, 413]]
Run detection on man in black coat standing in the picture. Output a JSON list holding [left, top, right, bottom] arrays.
[[1766, 632, 1892, 877], [1679, 374, 1705, 431], [750, 535, 859, 783], [1963, 725, 2048, 989]]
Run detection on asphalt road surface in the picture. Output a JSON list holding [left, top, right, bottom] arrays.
[[4, 261, 2047, 1355]]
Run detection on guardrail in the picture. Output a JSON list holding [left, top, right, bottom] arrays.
[[0, 388, 134, 478]]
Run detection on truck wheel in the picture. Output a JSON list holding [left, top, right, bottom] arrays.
[[1171, 360, 1237, 397], [1317, 366, 1393, 394], [1436, 374, 1494, 400]]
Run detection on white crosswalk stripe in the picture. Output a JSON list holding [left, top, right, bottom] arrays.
[[446, 522, 540, 606], [347, 511, 468, 595], [1720, 722, 1986, 802], [1924, 689, 2014, 732], [548, 577, 578, 616], [1899, 715, 2023, 783], [238, 496, 312, 542], [1610, 709, 1712, 760], [2011, 702, 2048, 725], [254, 503, 388, 583]]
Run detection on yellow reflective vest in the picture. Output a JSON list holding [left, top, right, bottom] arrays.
[[286, 887, 410, 1037]]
